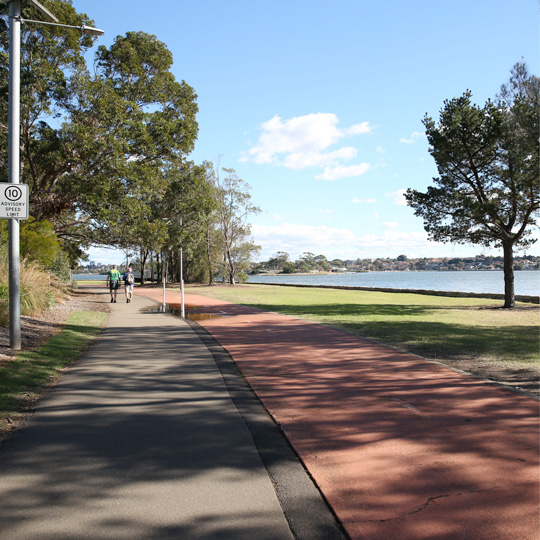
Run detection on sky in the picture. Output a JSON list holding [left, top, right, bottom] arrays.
[[72, 0, 540, 265]]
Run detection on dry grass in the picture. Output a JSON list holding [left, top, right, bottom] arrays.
[[0, 255, 66, 327]]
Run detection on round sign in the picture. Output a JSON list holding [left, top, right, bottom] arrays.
[[5, 186, 23, 202]]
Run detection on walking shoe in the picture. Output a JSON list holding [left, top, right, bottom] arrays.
[[114, 299, 117, 303], [126, 298, 129, 303], [110, 298, 114, 303]]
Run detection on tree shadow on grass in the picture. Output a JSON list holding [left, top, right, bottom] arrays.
[[244, 301, 537, 358]]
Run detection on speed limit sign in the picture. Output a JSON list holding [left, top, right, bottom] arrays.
[[0, 183, 29, 220]]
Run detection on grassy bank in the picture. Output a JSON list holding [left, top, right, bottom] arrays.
[[0, 310, 108, 440], [185, 284, 539, 393]]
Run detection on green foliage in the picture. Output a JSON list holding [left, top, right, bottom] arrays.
[[46, 250, 72, 282], [0, 1, 261, 288], [408, 93, 507, 246], [0, 3, 199, 250], [0, 0, 100, 189], [183, 243, 211, 284], [294, 252, 331, 272], [61, 31, 198, 241], [0, 284, 7, 327], [406, 62, 540, 308], [206, 163, 261, 284], [267, 251, 290, 271], [282, 262, 296, 274], [20, 219, 61, 267], [0, 218, 64, 269]]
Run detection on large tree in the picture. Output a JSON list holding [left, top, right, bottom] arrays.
[[0, 0, 99, 260], [209, 164, 260, 284], [405, 63, 539, 308], [0, 2, 198, 256], [158, 161, 216, 284]]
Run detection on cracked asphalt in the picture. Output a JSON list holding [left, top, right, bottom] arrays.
[[136, 287, 539, 540]]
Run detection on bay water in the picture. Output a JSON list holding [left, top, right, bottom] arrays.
[[248, 270, 540, 297]]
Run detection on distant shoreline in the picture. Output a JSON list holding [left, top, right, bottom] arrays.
[[246, 281, 539, 305], [253, 268, 538, 276], [247, 269, 540, 298]]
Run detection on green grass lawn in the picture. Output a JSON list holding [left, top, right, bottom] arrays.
[[0, 310, 108, 439], [184, 284, 539, 376]]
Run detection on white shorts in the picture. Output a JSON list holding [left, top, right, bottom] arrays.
[[125, 284, 134, 294]]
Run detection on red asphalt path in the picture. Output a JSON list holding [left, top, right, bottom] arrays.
[[136, 288, 539, 540]]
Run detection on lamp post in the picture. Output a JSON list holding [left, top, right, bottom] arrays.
[[5, 0, 103, 348], [180, 245, 185, 319], [179, 218, 185, 319]]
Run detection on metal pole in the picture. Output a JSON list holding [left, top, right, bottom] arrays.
[[162, 276, 166, 310], [180, 247, 185, 319], [8, 0, 22, 350]]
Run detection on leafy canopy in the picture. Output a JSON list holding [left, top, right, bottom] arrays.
[[406, 62, 539, 251], [0, 2, 198, 251], [405, 62, 539, 307]]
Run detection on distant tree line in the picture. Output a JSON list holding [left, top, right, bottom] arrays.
[[251, 252, 540, 274]]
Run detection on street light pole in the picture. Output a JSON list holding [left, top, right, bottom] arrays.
[[8, 0, 22, 349], [180, 246, 185, 318], [5, 0, 103, 349]]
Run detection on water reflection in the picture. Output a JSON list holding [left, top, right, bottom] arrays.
[[141, 303, 229, 321]]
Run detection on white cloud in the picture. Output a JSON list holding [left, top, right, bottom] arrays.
[[345, 121, 372, 135], [357, 230, 444, 256], [251, 222, 450, 261], [383, 221, 399, 229], [252, 223, 357, 257], [315, 163, 371, 181], [240, 113, 373, 180], [400, 131, 424, 144], [283, 146, 357, 170], [314, 209, 334, 214], [240, 113, 343, 164], [386, 188, 408, 206], [352, 197, 376, 204]]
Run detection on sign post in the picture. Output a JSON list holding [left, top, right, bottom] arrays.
[[4, 0, 102, 349], [7, 0, 23, 349], [0, 183, 29, 350]]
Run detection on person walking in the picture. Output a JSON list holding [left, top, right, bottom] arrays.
[[122, 267, 135, 303], [106, 265, 121, 303]]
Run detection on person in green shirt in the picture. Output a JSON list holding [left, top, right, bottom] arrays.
[[106, 265, 121, 303]]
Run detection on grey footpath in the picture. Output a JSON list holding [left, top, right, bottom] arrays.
[[0, 288, 347, 540]]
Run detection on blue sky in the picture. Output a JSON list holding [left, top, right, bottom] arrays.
[[75, 0, 540, 265]]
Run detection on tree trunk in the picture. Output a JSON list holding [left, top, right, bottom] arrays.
[[502, 240, 515, 308], [226, 249, 235, 285], [162, 252, 168, 283], [140, 249, 147, 286], [205, 228, 214, 286]]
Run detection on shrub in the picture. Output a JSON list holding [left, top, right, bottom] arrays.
[[0, 250, 66, 327]]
